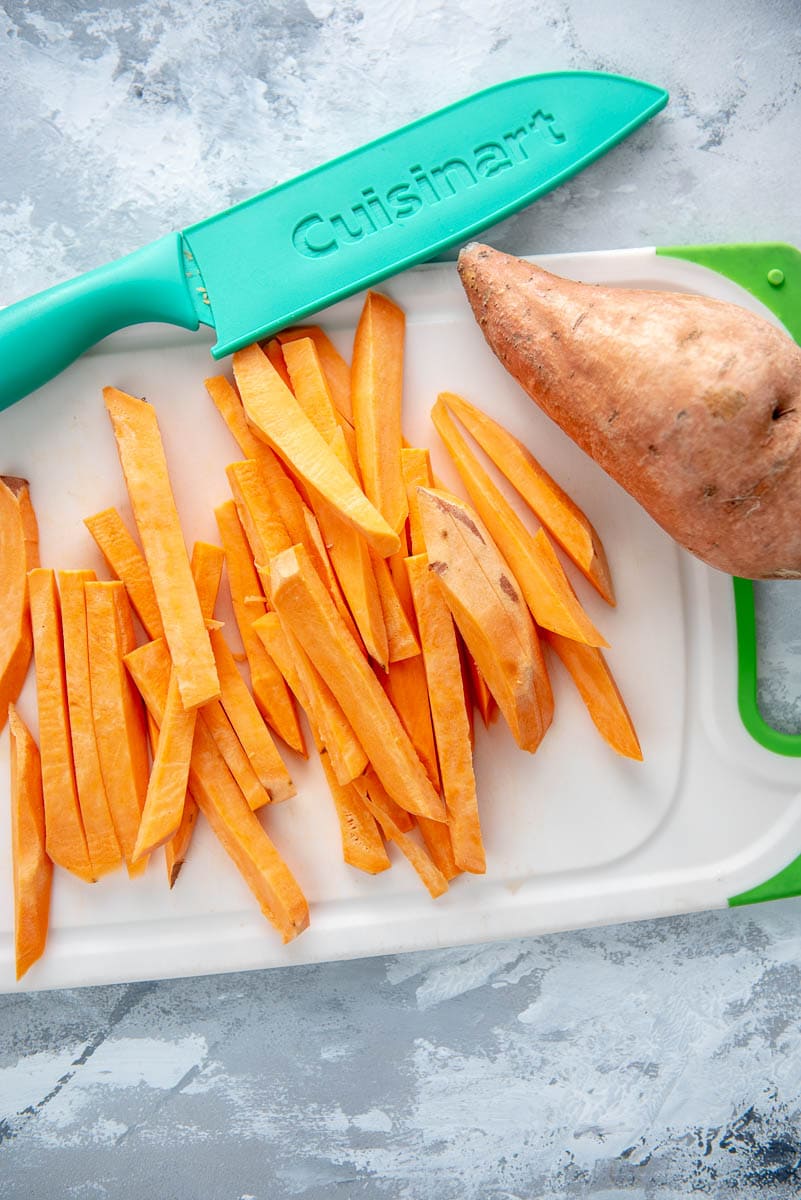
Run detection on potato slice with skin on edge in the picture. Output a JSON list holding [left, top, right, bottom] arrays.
[[416, 488, 553, 753]]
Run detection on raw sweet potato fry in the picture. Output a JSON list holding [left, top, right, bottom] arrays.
[[438, 391, 615, 605], [354, 776, 448, 899], [28, 567, 94, 882], [202, 699, 271, 812], [269, 544, 445, 823], [104, 387, 219, 708], [417, 488, 553, 753], [58, 569, 122, 877], [314, 427, 388, 667], [252, 612, 316, 743], [416, 816, 462, 882], [226, 459, 292, 594], [278, 325, 354, 424], [264, 339, 293, 389], [233, 344, 399, 556], [214, 500, 305, 754], [464, 651, 498, 728], [0, 476, 39, 731], [370, 552, 419, 663], [301, 506, 365, 650], [350, 769, 414, 833], [319, 751, 390, 875], [278, 618, 368, 786], [8, 705, 52, 980], [207, 377, 308, 545], [83, 507, 164, 640], [86, 580, 150, 877], [351, 292, 408, 536], [124, 639, 308, 942], [431, 398, 608, 646], [543, 630, 642, 760], [164, 788, 199, 889], [282, 336, 340, 443], [381, 655, 440, 791], [401, 447, 433, 557], [406, 553, 485, 874], [210, 627, 295, 803], [190, 541, 225, 619]]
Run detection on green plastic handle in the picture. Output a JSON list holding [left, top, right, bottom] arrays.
[[0, 234, 202, 411]]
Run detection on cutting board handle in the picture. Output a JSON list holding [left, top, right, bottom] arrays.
[[0, 234, 204, 412]]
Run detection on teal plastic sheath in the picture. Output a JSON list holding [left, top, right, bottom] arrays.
[[0, 71, 667, 411]]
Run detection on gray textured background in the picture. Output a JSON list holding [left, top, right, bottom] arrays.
[[1, 1, 801, 1196]]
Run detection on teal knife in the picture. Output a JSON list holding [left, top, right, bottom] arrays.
[[0, 70, 667, 412]]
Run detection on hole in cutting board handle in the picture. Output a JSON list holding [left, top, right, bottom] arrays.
[[733, 577, 801, 755]]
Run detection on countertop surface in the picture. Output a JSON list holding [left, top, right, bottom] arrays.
[[1, 2, 800, 1197]]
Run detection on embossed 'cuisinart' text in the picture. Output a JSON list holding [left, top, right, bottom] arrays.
[[291, 110, 566, 258]]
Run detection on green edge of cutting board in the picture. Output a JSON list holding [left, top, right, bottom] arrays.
[[657, 242, 801, 906]]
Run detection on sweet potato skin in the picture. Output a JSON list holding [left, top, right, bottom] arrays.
[[458, 243, 801, 580]]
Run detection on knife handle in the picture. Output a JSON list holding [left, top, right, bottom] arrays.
[[0, 234, 202, 413]]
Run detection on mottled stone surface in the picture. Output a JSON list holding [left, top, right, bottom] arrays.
[[1, 1, 800, 1196]]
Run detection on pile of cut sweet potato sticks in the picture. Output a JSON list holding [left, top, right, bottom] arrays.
[[2, 289, 641, 981]]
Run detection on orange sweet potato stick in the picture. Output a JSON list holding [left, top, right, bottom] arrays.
[[401, 447, 433, 557], [278, 326, 354, 424], [86, 581, 150, 877], [215, 500, 305, 755], [417, 488, 553, 754], [226, 458, 292, 595], [164, 789, 199, 889], [354, 776, 448, 899], [282, 336, 340, 443], [381, 655, 440, 792], [0, 477, 39, 731], [351, 769, 414, 833], [438, 391, 615, 605], [83, 507, 164, 640], [301, 504, 365, 652], [264, 338, 293, 390], [370, 552, 419, 663], [277, 618, 368, 786], [464, 651, 498, 729], [8, 705, 52, 979], [542, 631, 643, 760], [104, 387, 219, 708], [416, 816, 462, 882], [58, 569, 122, 877], [269, 543, 445, 823], [28, 568, 94, 882], [406, 553, 485, 874], [233, 344, 399, 557], [313, 427, 388, 667], [210, 627, 295, 803], [207, 377, 308, 545], [319, 751, 390, 875], [431, 398, 609, 646], [351, 291, 408, 536], [124, 639, 308, 942]]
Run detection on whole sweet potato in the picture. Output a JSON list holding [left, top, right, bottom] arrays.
[[458, 243, 801, 579]]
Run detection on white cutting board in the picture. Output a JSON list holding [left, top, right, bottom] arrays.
[[1, 248, 798, 992]]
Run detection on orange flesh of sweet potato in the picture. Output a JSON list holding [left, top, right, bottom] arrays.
[[0, 477, 39, 731], [164, 786, 199, 888], [226, 459, 292, 595], [381, 654, 440, 793], [313, 428, 389, 668], [458, 243, 801, 581], [370, 551, 420, 664], [210, 627, 295, 803], [86, 581, 149, 877], [207, 377, 308, 546], [269, 544, 446, 823], [406, 554, 485, 874], [214, 500, 305, 755], [8, 705, 52, 979], [438, 388, 614, 604], [543, 630, 643, 760], [415, 815, 462, 882], [282, 336, 341, 443], [319, 751, 390, 875], [464, 651, 498, 729], [83, 507, 165, 639], [401, 447, 433, 557], [354, 776, 448, 899], [301, 507, 365, 649], [278, 326, 354, 424], [431, 397, 608, 646], [353, 768, 414, 833], [264, 339, 293, 389], [28, 567, 94, 882], [124, 639, 308, 941], [104, 387, 219, 708], [133, 667, 196, 862], [351, 291, 408, 535], [233, 344, 399, 557], [416, 488, 553, 753], [58, 569, 123, 877]]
